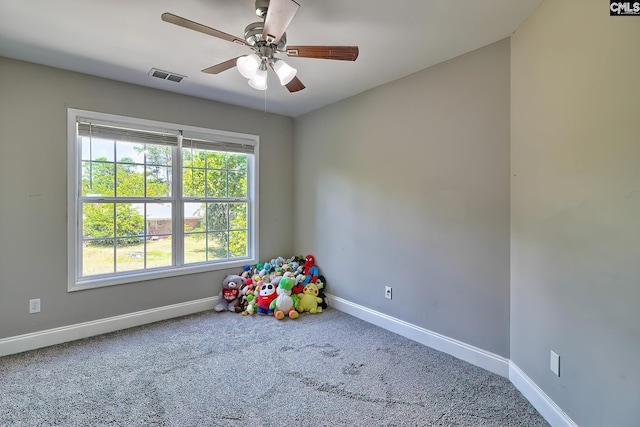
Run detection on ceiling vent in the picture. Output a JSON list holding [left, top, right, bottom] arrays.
[[149, 68, 186, 83]]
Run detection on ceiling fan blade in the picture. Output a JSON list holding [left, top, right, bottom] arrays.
[[286, 46, 359, 61], [201, 57, 242, 74], [262, 0, 300, 45], [161, 13, 247, 46], [285, 76, 305, 93]]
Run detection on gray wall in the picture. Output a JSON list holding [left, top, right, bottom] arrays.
[[0, 57, 294, 339], [511, 1, 640, 426], [293, 39, 511, 357], [4, 2, 637, 422]]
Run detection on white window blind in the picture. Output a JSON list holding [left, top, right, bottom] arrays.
[[77, 121, 179, 146]]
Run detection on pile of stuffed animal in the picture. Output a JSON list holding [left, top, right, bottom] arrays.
[[213, 255, 328, 320]]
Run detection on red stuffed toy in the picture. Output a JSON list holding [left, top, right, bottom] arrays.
[[256, 280, 278, 315], [302, 254, 319, 285]]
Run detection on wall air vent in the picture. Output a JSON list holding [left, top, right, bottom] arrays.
[[149, 68, 186, 83]]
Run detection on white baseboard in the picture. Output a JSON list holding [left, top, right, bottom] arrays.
[[509, 362, 579, 427], [326, 294, 579, 427], [326, 294, 510, 378], [0, 296, 218, 357]]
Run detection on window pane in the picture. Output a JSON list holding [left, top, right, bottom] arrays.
[[83, 203, 114, 239], [146, 237, 172, 269], [89, 138, 114, 162], [82, 239, 114, 276], [229, 230, 247, 258], [81, 137, 91, 161], [206, 170, 227, 198], [182, 147, 207, 168], [146, 145, 172, 166], [207, 151, 226, 169], [116, 140, 145, 163], [206, 203, 228, 232], [208, 232, 228, 260], [228, 171, 247, 198], [144, 202, 173, 268], [192, 149, 206, 168], [183, 167, 205, 198], [116, 164, 144, 197], [229, 203, 247, 230], [182, 147, 194, 168], [116, 245, 144, 272], [115, 203, 144, 239], [228, 154, 247, 171], [184, 233, 207, 264], [146, 166, 172, 197], [184, 203, 204, 232], [146, 203, 173, 236], [82, 161, 115, 197]]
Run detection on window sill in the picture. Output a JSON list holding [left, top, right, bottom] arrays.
[[69, 258, 254, 292]]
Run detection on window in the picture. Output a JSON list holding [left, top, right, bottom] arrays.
[[67, 109, 259, 291]]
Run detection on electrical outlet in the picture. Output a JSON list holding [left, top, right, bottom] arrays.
[[385, 286, 392, 300], [550, 350, 560, 376], [29, 298, 41, 314]]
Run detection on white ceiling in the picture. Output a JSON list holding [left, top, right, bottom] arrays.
[[0, 0, 541, 117]]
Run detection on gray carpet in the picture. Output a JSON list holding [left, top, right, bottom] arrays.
[[0, 308, 549, 426]]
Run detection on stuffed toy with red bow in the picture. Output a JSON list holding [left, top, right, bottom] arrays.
[[214, 274, 246, 312]]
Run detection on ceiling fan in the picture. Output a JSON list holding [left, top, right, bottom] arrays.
[[161, 0, 359, 93]]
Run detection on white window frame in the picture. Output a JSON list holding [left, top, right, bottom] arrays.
[[67, 109, 259, 291]]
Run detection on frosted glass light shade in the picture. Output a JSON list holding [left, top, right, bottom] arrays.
[[248, 68, 268, 90], [273, 60, 297, 85], [237, 54, 261, 79]]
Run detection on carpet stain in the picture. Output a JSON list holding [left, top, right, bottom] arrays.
[[378, 373, 395, 408], [280, 343, 339, 357], [294, 342, 341, 357], [376, 346, 395, 355], [342, 362, 364, 375], [299, 375, 425, 408], [320, 346, 340, 357], [217, 415, 244, 421]]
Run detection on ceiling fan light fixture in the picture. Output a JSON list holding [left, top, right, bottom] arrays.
[[162, 0, 359, 94], [273, 59, 297, 86], [237, 53, 261, 79], [248, 67, 268, 90]]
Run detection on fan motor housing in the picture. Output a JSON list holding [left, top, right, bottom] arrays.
[[244, 22, 264, 46], [244, 21, 287, 51]]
